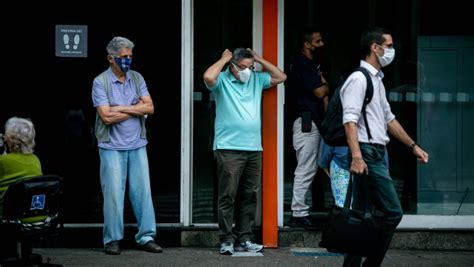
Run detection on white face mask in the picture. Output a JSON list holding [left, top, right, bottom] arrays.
[[376, 45, 395, 67], [233, 63, 252, 83]]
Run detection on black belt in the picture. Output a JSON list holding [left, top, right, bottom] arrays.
[[360, 142, 385, 149]]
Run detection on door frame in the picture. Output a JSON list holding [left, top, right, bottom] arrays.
[[180, 0, 193, 226]]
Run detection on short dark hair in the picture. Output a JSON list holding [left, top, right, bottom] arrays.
[[300, 25, 322, 46], [360, 27, 391, 58]]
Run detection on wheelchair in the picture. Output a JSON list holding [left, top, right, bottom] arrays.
[[0, 175, 63, 266]]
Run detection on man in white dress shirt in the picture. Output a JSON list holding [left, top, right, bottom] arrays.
[[341, 27, 429, 267]]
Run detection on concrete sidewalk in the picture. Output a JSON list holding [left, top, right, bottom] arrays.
[[34, 247, 474, 267]]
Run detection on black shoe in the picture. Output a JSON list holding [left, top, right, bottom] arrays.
[[137, 241, 163, 253], [104, 241, 121, 255], [288, 215, 317, 230]]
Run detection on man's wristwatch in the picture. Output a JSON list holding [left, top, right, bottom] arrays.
[[409, 142, 417, 150]]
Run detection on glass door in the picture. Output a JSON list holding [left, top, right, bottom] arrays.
[[192, 0, 253, 223]]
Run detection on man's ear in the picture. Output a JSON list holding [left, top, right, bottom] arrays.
[[304, 41, 311, 49], [371, 43, 378, 54]]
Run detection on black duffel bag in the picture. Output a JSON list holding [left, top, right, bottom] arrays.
[[319, 175, 382, 257]]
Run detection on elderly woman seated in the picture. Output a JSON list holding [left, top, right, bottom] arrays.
[[0, 117, 42, 262]]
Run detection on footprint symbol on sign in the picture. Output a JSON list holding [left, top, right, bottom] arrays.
[[63, 34, 70, 49], [73, 34, 80, 50]]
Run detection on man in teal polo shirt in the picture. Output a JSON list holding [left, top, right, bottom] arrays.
[[203, 48, 286, 255]]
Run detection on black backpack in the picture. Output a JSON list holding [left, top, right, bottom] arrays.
[[320, 67, 374, 146]]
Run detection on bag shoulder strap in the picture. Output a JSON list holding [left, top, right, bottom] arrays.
[[353, 67, 374, 142], [343, 175, 353, 208], [344, 174, 373, 213]]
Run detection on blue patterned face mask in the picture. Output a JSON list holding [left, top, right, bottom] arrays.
[[114, 57, 132, 73]]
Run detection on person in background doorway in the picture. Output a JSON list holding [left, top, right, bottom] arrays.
[[286, 25, 329, 229], [203, 47, 286, 255], [92, 36, 161, 255]]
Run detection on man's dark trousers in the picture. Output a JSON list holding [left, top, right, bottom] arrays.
[[344, 144, 403, 267], [215, 150, 262, 243]]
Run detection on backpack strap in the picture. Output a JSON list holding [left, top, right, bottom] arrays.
[[354, 67, 374, 142]]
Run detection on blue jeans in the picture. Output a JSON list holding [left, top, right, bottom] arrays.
[[99, 147, 156, 246]]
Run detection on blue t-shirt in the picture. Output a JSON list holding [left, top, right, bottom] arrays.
[[92, 68, 149, 150], [205, 68, 271, 151], [318, 139, 350, 170]]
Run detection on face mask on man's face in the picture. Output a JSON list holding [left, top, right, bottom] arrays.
[[376, 45, 395, 67], [232, 63, 252, 83], [114, 57, 132, 73], [311, 43, 322, 54]]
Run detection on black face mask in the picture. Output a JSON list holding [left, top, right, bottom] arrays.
[[312, 47, 324, 65], [312, 46, 322, 56]]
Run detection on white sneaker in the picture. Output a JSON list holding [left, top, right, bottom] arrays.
[[220, 242, 234, 255], [235, 241, 263, 253]]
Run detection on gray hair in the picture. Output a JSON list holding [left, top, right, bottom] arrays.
[[231, 48, 254, 64], [106, 36, 135, 56], [4, 117, 36, 154]]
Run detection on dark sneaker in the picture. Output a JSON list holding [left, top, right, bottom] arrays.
[[234, 241, 263, 253], [219, 241, 234, 255], [137, 241, 163, 253], [288, 215, 317, 230], [104, 241, 121, 255]]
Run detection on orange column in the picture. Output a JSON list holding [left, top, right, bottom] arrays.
[[262, 0, 278, 248]]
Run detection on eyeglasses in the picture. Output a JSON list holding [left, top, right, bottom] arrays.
[[113, 55, 133, 59], [376, 43, 394, 49], [232, 62, 255, 71]]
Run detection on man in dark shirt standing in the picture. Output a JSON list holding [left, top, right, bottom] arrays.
[[287, 26, 329, 229]]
